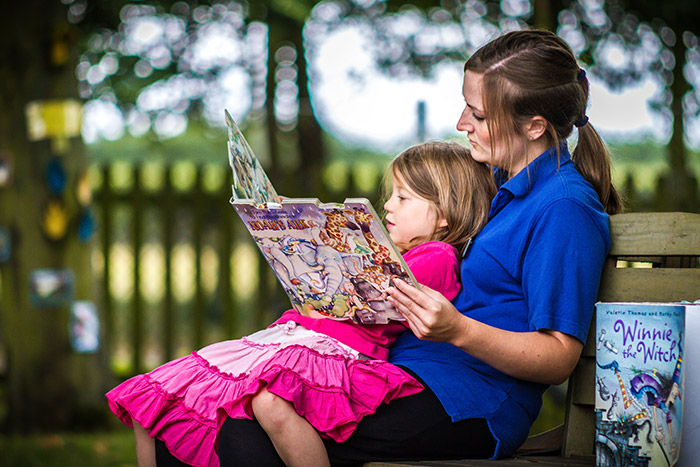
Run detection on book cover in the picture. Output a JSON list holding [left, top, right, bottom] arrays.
[[595, 302, 685, 467], [226, 110, 418, 324], [677, 302, 699, 467]]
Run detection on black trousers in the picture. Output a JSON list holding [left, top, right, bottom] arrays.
[[155, 368, 495, 466]]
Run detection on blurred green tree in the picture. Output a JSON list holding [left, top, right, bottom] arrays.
[[560, 0, 699, 211], [0, 0, 111, 431]]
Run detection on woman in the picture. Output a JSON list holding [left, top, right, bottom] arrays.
[[158, 28, 621, 466]]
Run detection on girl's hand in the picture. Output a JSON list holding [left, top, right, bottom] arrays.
[[388, 279, 466, 344]]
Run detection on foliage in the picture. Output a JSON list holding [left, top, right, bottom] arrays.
[[0, 429, 136, 467], [559, 0, 699, 115], [558, 0, 699, 210], [72, 1, 545, 137]]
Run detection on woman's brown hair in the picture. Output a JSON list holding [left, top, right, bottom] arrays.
[[385, 141, 496, 253], [464, 29, 622, 214]]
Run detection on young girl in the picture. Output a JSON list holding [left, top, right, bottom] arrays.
[[107, 141, 496, 467]]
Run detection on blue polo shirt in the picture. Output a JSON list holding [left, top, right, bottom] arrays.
[[389, 144, 610, 458]]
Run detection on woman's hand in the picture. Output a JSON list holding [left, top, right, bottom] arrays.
[[388, 279, 466, 344], [388, 278, 583, 386]]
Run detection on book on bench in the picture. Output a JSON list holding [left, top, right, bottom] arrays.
[[595, 301, 685, 466], [225, 110, 418, 324]]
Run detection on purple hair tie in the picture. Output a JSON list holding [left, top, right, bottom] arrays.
[[574, 115, 589, 128], [577, 69, 586, 82]]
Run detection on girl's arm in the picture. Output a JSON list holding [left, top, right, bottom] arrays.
[[388, 280, 583, 385]]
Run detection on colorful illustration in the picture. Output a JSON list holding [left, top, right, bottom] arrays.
[[69, 301, 100, 353], [233, 200, 415, 324], [595, 302, 685, 467], [226, 110, 279, 205], [225, 110, 417, 324], [28, 268, 75, 307]]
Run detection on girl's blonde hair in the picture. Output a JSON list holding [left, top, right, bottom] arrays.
[[464, 29, 621, 214], [385, 141, 496, 253]]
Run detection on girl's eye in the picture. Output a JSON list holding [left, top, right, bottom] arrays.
[[397, 195, 406, 202], [473, 112, 485, 122]]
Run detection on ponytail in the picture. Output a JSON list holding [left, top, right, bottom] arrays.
[[573, 123, 622, 215]]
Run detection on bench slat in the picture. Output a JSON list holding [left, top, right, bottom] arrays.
[[597, 268, 700, 302], [608, 212, 700, 256]]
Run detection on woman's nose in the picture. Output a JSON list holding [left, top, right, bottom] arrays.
[[456, 109, 473, 132]]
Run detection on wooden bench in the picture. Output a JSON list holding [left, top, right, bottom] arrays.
[[367, 212, 700, 467]]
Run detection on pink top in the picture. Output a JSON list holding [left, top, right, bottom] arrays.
[[274, 241, 460, 360]]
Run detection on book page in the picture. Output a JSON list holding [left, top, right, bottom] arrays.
[[232, 198, 418, 324], [225, 110, 280, 205]]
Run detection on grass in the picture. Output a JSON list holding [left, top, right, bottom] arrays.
[[0, 397, 564, 467], [0, 429, 136, 467]]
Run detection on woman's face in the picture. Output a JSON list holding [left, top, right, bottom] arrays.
[[457, 70, 529, 174]]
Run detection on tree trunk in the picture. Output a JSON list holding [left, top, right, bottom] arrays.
[[667, 36, 695, 212], [290, 21, 327, 200], [0, 1, 109, 431]]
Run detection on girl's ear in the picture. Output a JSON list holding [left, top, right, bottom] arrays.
[[437, 213, 448, 228], [525, 116, 548, 141]]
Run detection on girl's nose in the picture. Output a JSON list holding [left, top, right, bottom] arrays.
[[383, 199, 392, 213]]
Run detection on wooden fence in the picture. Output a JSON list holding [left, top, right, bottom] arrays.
[[92, 161, 697, 377], [93, 161, 385, 376]]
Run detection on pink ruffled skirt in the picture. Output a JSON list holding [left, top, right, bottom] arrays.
[[106, 321, 422, 467]]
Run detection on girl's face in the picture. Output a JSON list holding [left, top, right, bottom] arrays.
[[383, 171, 445, 248], [457, 70, 529, 175]]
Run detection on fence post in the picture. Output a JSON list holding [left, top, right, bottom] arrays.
[[100, 165, 114, 371], [192, 166, 205, 349], [132, 165, 143, 373], [163, 165, 174, 361], [220, 178, 234, 338]]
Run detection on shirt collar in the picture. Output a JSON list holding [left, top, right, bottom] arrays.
[[495, 143, 571, 198]]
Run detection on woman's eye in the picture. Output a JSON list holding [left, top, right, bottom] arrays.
[[473, 112, 485, 122]]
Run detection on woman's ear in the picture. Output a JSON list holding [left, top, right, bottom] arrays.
[[525, 116, 548, 141]]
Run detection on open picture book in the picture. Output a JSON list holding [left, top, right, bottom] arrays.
[[225, 110, 418, 324]]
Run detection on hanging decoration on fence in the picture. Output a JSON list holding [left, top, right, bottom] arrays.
[[28, 268, 74, 307], [77, 208, 95, 242], [75, 169, 96, 242], [76, 169, 92, 206], [40, 198, 69, 242], [46, 157, 67, 194], [69, 301, 100, 353], [0, 227, 11, 263], [0, 151, 13, 188], [24, 99, 93, 243], [25, 99, 82, 155]]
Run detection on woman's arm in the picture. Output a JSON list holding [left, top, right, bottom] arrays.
[[388, 280, 583, 385]]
